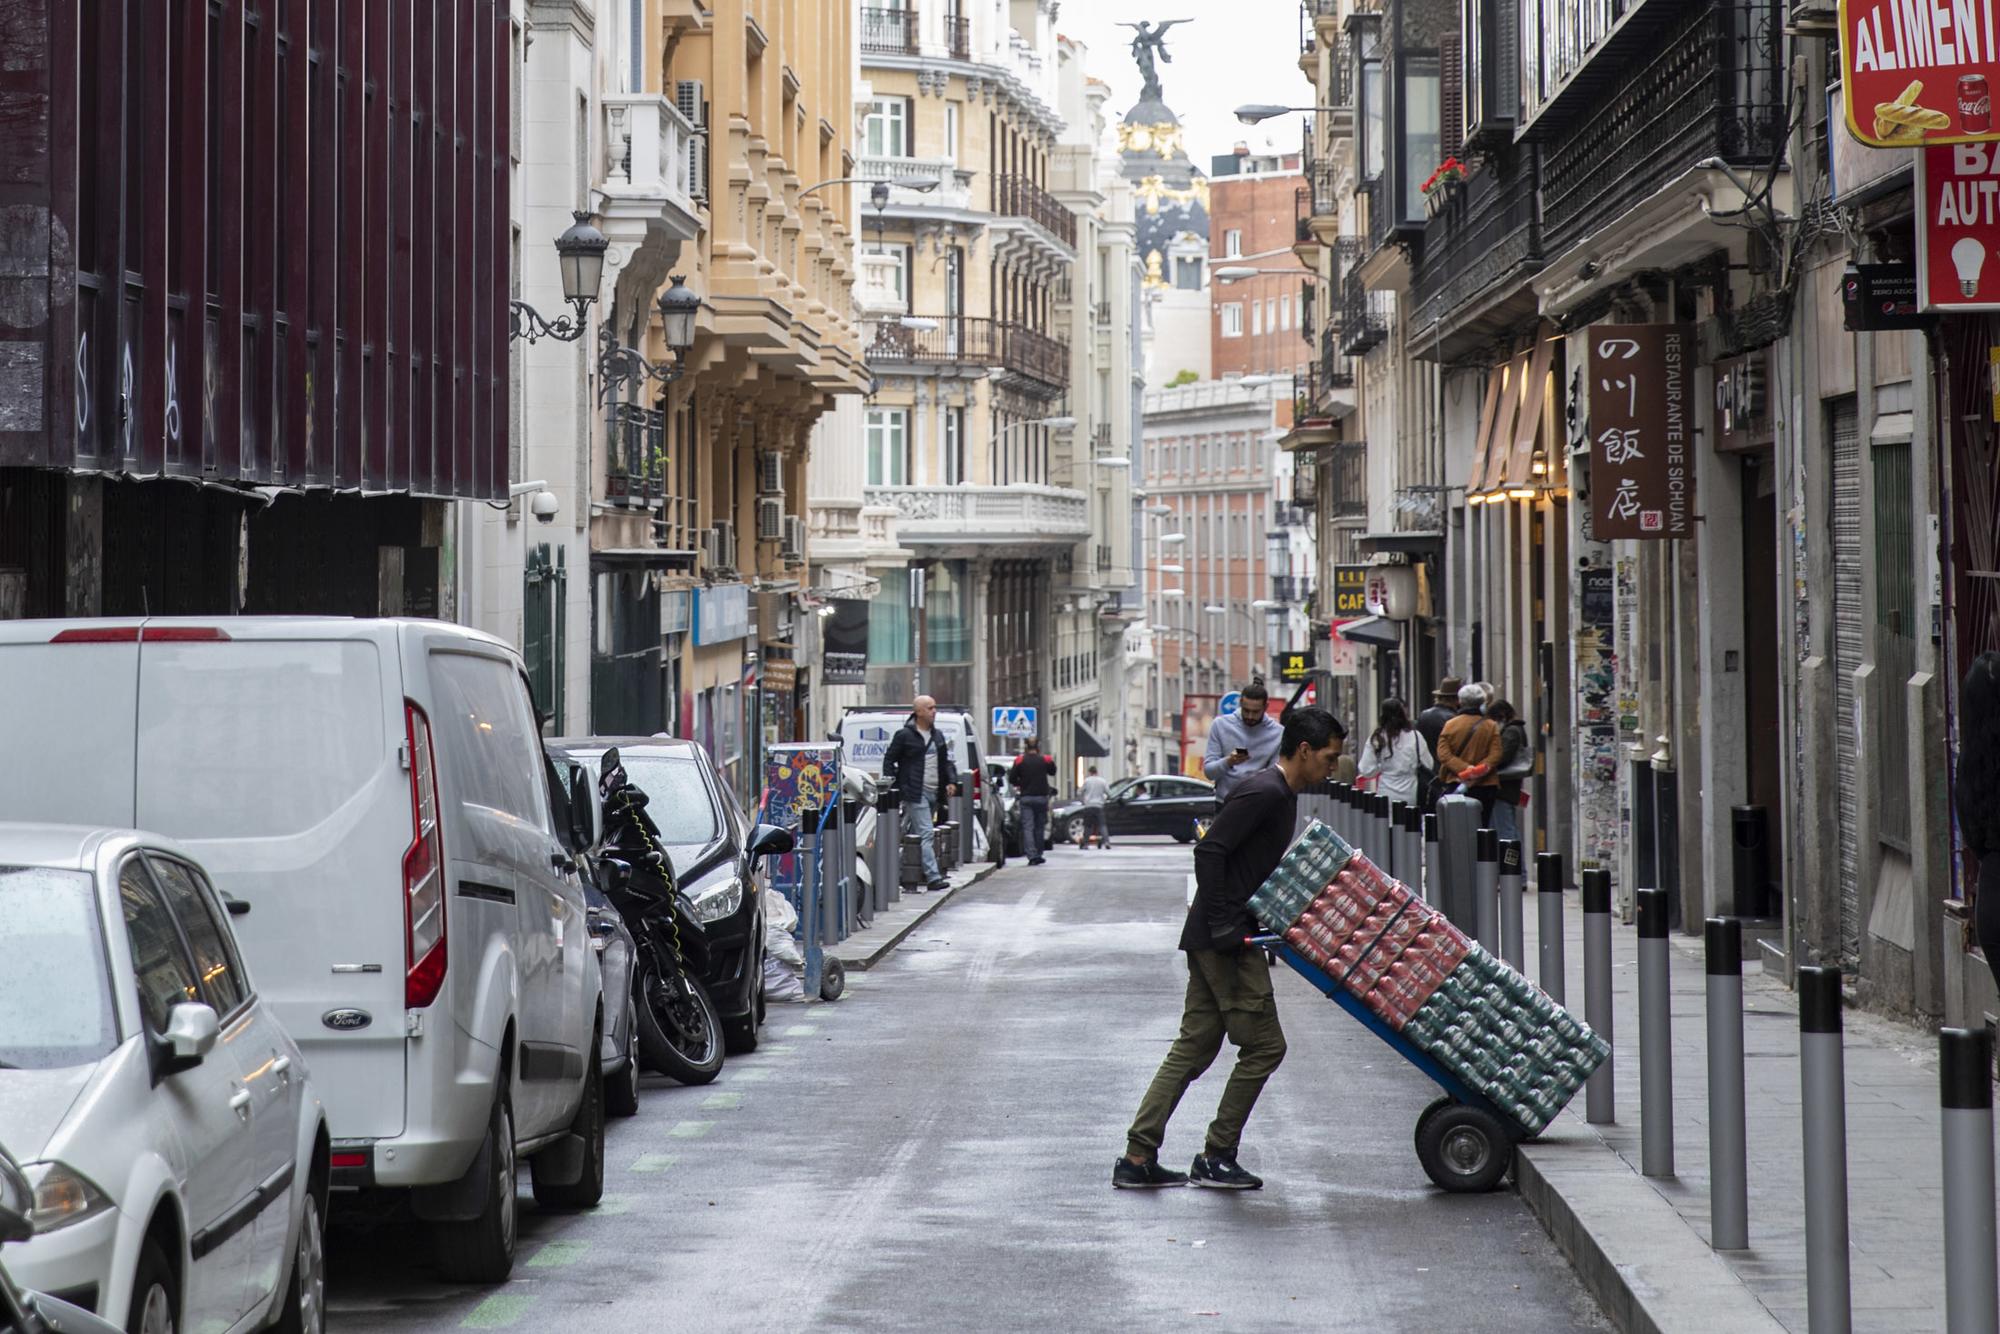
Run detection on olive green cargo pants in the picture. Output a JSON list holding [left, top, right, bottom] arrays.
[[1125, 947, 1288, 1160]]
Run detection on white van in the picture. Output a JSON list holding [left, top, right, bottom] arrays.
[[0, 618, 604, 1283]]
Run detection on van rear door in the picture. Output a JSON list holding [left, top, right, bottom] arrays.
[[0, 621, 145, 827], [131, 621, 410, 1141]]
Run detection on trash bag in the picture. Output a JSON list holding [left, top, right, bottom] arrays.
[[762, 952, 806, 1003], [761, 887, 807, 1003]]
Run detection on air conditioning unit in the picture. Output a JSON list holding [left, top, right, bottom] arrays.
[[677, 81, 709, 203], [675, 80, 707, 125], [781, 515, 805, 564], [757, 451, 785, 497], [706, 521, 735, 572], [756, 497, 785, 543]]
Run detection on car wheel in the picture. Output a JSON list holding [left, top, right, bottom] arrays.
[[724, 1010, 761, 1054], [126, 1240, 177, 1334], [605, 1003, 641, 1118], [532, 1027, 606, 1209], [1173, 822, 1196, 844], [273, 1177, 325, 1334], [1066, 816, 1087, 845], [434, 1095, 516, 1283]]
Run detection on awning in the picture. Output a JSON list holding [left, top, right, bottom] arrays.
[[1357, 530, 1444, 555], [1335, 615, 1403, 648], [590, 547, 699, 569], [1073, 716, 1112, 759]]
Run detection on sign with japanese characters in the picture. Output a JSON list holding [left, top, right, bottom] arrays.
[[1839, 0, 2000, 147], [1916, 142, 2000, 308], [1588, 324, 1694, 541]]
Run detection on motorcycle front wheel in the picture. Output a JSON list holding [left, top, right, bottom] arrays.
[[634, 962, 725, 1085]]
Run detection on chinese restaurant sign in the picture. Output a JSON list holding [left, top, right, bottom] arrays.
[[1840, 0, 2000, 147], [1915, 142, 2000, 308], [1588, 325, 1694, 541]]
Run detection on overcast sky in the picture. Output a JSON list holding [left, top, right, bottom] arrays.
[[1054, 1, 1309, 170]]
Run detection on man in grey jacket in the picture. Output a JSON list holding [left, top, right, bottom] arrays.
[[1203, 681, 1284, 801]]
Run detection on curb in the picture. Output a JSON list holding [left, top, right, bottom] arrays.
[[836, 859, 1001, 971], [1515, 1115, 1786, 1334]]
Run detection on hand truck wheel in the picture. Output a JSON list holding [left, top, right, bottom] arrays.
[[1415, 1101, 1515, 1193], [819, 955, 847, 1002]]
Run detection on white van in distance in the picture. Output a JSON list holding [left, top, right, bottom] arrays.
[[0, 618, 605, 1283]]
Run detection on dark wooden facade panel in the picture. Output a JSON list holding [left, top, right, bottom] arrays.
[[0, 0, 510, 499]]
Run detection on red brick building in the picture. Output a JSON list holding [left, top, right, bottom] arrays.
[[1208, 157, 1308, 382]]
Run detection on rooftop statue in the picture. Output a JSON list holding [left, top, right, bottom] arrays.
[[1118, 19, 1191, 103]]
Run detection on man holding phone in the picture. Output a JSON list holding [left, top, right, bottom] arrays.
[[1202, 680, 1284, 801]]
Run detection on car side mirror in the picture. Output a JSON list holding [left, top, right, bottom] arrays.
[[221, 894, 251, 917], [0, 1149, 33, 1244], [160, 1002, 219, 1076], [748, 823, 796, 858], [568, 768, 597, 849]]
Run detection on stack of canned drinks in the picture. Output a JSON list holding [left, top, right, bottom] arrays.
[[1402, 947, 1610, 1133], [1249, 831, 1609, 1134]]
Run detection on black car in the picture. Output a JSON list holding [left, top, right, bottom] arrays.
[[1050, 774, 1217, 844], [552, 737, 771, 1054]]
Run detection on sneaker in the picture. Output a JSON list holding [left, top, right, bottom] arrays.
[[1189, 1152, 1263, 1190], [927, 879, 949, 892], [1112, 1156, 1187, 1189], [1028, 857, 1046, 866]]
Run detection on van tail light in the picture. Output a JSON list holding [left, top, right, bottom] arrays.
[[402, 702, 448, 1008], [140, 626, 231, 642], [49, 627, 140, 643]]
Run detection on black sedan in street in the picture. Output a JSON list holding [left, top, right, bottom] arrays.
[[553, 737, 772, 1054], [1049, 773, 1217, 845]]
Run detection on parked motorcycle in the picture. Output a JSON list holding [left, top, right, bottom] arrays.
[[596, 748, 727, 1086]]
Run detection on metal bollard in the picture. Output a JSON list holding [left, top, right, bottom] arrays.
[[1385, 800, 1405, 880], [1330, 782, 1349, 844], [873, 794, 900, 912], [1799, 965, 1851, 1333], [957, 786, 975, 867], [1941, 1027, 1999, 1334], [1498, 839, 1525, 972], [1435, 793, 1480, 929], [1537, 851, 1567, 1006], [821, 808, 841, 948], [797, 807, 824, 998], [1401, 805, 1422, 893], [1636, 887, 1673, 1178], [1422, 813, 1439, 909], [1474, 827, 1500, 952], [1705, 917, 1748, 1251], [1365, 793, 1382, 864], [1581, 868, 1614, 1124]]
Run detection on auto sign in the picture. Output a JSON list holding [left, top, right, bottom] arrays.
[[1839, 0, 2000, 147]]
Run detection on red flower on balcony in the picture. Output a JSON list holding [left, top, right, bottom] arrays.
[[1420, 157, 1469, 196]]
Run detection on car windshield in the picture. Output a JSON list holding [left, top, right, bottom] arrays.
[[612, 757, 721, 846], [1107, 778, 1142, 800], [0, 867, 119, 1069]]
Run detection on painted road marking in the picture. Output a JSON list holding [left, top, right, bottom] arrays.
[[597, 1194, 637, 1215], [729, 1067, 772, 1083], [526, 1241, 589, 1269], [784, 1025, 819, 1037], [669, 1120, 715, 1139], [760, 1044, 795, 1055], [630, 1153, 678, 1173], [702, 1091, 743, 1110], [462, 1295, 534, 1329]]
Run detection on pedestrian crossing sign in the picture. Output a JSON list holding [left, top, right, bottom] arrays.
[[992, 706, 1038, 740]]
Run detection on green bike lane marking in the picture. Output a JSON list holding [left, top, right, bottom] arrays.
[[701, 1090, 743, 1110], [629, 1153, 679, 1172], [526, 1240, 590, 1268], [462, 1294, 535, 1328], [668, 1120, 715, 1139]]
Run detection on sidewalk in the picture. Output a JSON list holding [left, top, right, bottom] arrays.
[[1517, 888, 1985, 1333], [833, 854, 998, 971]]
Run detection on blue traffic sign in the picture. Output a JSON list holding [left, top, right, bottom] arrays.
[[1220, 691, 1242, 717], [992, 706, 1038, 739]]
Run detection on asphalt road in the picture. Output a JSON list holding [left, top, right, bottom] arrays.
[[327, 839, 1607, 1332]]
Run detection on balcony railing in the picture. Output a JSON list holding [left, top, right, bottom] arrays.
[[599, 94, 697, 221], [1091, 422, 1113, 455], [1338, 269, 1390, 357], [864, 315, 1070, 391], [946, 4, 971, 59], [862, 484, 1091, 545], [1329, 442, 1366, 520], [994, 174, 1078, 248], [1293, 450, 1318, 508], [856, 154, 975, 210], [859, 5, 919, 55], [1270, 574, 1312, 604], [606, 404, 665, 507], [1411, 148, 1543, 338], [1539, 0, 1786, 258], [1271, 502, 1312, 529]]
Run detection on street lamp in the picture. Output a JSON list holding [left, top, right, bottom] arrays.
[[597, 273, 702, 406], [510, 211, 609, 344], [1215, 265, 1326, 284], [1234, 103, 1343, 125]]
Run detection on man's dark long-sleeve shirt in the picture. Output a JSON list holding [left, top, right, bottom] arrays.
[[1180, 766, 1298, 953]]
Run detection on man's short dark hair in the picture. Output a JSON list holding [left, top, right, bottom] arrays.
[[1280, 706, 1339, 757], [1024, 736, 1040, 751], [1241, 681, 1269, 703]]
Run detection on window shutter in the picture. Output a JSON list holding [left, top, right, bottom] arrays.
[[1440, 34, 1464, 159]]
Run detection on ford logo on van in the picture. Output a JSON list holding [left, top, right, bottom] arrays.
[[322, 1008, 372, 1031]]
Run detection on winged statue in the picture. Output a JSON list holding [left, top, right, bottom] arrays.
[[1118, 19, 1191, 102]]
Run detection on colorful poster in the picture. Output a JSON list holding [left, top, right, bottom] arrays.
[[1181, 694, 1220, 779], [762, 744, 840, 829], [1838, 0, 2000, 148]]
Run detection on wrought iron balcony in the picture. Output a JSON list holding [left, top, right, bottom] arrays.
[[606, 403, 665, 507], [864, 316, 1069, 392], [1539, 0, 1786, 258], [1292, 450, 1318, 508], [859, 5, 919, 55], [1338, 269, 1389, 357], [1329, 441, 1367, 520], [999, 322, 1070, 392], [946, 3, 971, 59], [1410, 148, 1543, 347], [1270, 574, 1312, 604], [994, 174, 1078, 249]]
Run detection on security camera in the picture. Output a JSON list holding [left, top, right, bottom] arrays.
[[529, 490, 559, 523]]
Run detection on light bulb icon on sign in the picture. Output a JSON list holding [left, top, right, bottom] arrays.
[[1952, 236, 1988, 297]]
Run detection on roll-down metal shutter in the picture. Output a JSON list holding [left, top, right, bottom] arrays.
[[1831, 398, 1863, 969]]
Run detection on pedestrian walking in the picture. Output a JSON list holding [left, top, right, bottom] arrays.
[[1203, 680, 1284, 801], [1079, 766, 1113, 849], [1011, 737, 1057, 865], [1487, 697, 1531, 844], [1416, 676, 1463, 810], [1956, 653, 2000, 991], [1435, 683, 1502, 824], [880, 694, 960, 892], [1355, 699, 1434, 807], [1114, 707, 1346, 1190]]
